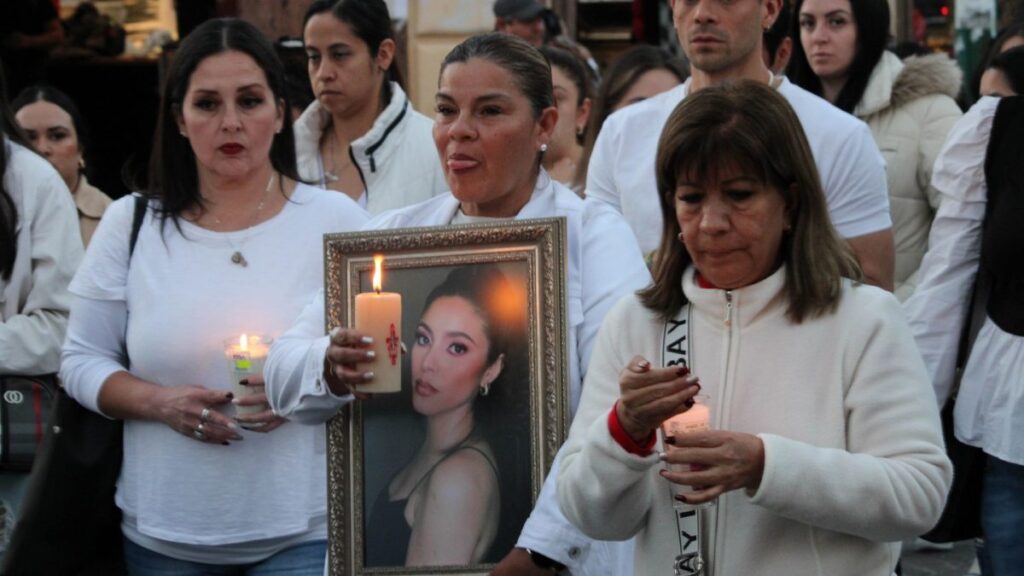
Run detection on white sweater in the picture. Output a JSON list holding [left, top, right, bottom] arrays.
[[558, 267, 952, 576]]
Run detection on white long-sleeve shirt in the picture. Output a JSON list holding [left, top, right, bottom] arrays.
[[904, 96, 1023, 466], [1, 140, 82, 375]]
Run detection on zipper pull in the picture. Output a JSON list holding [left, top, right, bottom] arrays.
[[369, 154, 377, 173], [724, 290, 733, 327]]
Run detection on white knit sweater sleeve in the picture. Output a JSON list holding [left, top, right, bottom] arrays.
[[749, 289, 953, 541]]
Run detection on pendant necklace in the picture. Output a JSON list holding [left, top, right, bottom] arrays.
[[323, 129, 342, 183], [205, 172, 276, 267]]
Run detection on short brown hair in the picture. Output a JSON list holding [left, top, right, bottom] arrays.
[[639, 80, 861, 323]]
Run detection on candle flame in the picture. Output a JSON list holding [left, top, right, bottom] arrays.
[[240, 334, 249, 351], [372, 255, 384, 294]]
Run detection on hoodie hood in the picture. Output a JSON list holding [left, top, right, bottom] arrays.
[[856, 51, 962, 118]]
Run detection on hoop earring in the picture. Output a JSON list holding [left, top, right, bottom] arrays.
[[78, 157, 86, 171], [479, 383, 490, 397]]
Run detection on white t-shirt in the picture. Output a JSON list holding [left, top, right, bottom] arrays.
[[586, 78, 893, 255], [61, 183, 368, 558]]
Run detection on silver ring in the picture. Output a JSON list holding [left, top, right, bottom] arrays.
[[200, 407, 211, 423], [193, 428, 206, 441]]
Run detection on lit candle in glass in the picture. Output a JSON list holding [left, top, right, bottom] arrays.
[[353, 255, 402, 393], [224, 333, 271, 428], [662, 394, 715, 509]]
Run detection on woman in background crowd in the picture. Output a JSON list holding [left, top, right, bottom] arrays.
[[13, 85, 112, 247], [266, 32, 650, 576], [790, 0, 962, 300], [0, 60, 82, 544], [539, 45, 592, 193], [575, 45, 686, 192], [558, 80, 951, 576], [296, 0, 446, 214], [980, 45, 1024, 97], [906, 93, 1024, 576], [60, 19, 366, 574]]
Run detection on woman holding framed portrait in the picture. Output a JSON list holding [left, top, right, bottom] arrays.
[[266, 32, 650, 574]]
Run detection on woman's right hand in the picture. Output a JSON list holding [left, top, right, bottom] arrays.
[[617, 355, 700, 443], [323, 327, 375, 399], [150, 385, 241, 445]]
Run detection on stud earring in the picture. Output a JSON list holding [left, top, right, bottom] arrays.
[[78, 157, 86, 170], [678, 232, 685, 242], [539, 143, 548, 153]]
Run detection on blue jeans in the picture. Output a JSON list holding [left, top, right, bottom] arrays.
[[124, 538, 326, 576], [978, 454, 1024, 576]]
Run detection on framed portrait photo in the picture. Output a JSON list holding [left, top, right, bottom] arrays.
[[323, 218, 570, 576]]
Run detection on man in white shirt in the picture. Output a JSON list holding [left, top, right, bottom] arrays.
[[495, 1, 894, 575], [588, 0, 894, 290]]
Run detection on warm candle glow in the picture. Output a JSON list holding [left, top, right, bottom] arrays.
[[239, 333, 249, 351], [372, 255, 384, 294]]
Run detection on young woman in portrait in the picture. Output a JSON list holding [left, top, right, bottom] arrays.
[[365, 265, 527, 567]]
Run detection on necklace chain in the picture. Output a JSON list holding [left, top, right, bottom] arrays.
[[203, 172, 276, 267]]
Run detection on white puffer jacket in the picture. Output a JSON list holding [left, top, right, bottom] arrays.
[[855, 52, 962, 300], [294, 82, 447, 215]]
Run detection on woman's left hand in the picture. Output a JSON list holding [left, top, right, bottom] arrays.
[[233, 375, 288, 432], [659, 430, 765, 505]]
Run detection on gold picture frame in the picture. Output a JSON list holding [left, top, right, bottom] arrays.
[[324, 218, 570, 575]]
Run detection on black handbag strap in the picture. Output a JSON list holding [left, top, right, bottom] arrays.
[[129, 193, 146, 258]]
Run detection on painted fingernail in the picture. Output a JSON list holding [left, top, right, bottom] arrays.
[[365, 350, 376, 360], [239, 378, 249, 386], [363, 371, 374, 381], [659, 469, 669, 478], [360, 336, 374, 345], [637, 359, 650, 369], [685, 398, 696, 409], [225, 392, 234, 400], [222, 441, 230, 446], [657, 451, 668, 461], [677, 366, 690, 376], [664, 436, 677, 445], [675, 494, 689, 503]]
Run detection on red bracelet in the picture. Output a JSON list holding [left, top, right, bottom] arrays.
[[608, 401, 657, 456]]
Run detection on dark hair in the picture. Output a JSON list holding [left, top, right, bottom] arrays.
[[0, 63, 34, 280], [640, 80, 860, 323], [419, 264, 529, 561], [575, 45, 687, 190], [764, 0, 792, 68], [968, 23, 1024, 102], [789, 0, 891, 113], [989, 45, 1024, 94], [539, 45, 592, 107], [440, 32, 553, 119], [12, 84, 91, 171], [139, 18, 299, 229], [275, 38, 316, 113], [303, 0, 402, 107]]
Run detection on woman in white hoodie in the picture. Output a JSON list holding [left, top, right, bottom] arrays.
[[790, 0, 962, 300], [295, 0, 446, 214]]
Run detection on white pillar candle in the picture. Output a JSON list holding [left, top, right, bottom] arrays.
[[224, 334, 271, 427], [353, 255, 402, 393]]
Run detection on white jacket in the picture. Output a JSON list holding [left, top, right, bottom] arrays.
[[856, 52, 962, 300], [293, 82, 447, 215], [1, 140, 82, 375], [558, 267, 952, 576], [265, 172, 651, 574]]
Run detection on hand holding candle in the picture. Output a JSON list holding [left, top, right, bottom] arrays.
[[353, 255, 402, 393]]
